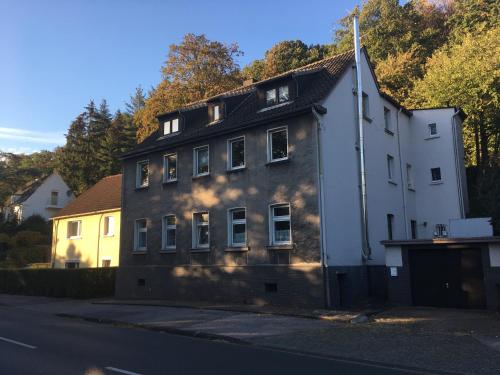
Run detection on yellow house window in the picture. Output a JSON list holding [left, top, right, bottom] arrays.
[[104, 216, 115, 236]]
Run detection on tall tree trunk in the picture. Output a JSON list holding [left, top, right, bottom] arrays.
[[474, 121, 481, 167]]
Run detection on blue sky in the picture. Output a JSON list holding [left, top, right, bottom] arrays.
[[0, 0, 359, 154]]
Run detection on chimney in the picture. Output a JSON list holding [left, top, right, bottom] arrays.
[[243, 78, 254, 86]]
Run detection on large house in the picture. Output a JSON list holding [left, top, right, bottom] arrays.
[[3, 171, 74, 222], [51, 174, 121, 269], [116, 48, 500, 310]]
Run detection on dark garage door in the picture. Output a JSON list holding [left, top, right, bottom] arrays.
[[410, 248, 486, 309]]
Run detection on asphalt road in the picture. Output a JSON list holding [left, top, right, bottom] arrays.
[[0, 305, 445, 375]]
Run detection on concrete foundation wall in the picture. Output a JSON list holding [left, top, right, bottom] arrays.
[[115, 264, 325, 308]]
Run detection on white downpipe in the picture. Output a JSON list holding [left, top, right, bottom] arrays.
[[354, 16, 371, 260], [451, 109, 465, 218], [395, 108, 409, 239]]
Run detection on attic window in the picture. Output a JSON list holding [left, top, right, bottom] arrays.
[[163, 118, 179, 136], [266, 85, 290, 107], [208, 103, 224, 123]]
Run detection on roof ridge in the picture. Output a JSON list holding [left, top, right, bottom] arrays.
[[157, 49, 355, 117]]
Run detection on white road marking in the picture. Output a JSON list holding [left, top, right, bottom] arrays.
[[0, 336, 36, 349], [105, 367, 143, 375]]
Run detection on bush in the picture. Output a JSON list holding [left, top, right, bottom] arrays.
[[17, 215, 51, 237], [0, 268, 116, 299], [9, 231, 47, 247]]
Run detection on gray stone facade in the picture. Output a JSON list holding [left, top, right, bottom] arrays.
[[117, 113, 325, 306]]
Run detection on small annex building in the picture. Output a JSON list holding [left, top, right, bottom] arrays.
[[51, 174, 122, 269]]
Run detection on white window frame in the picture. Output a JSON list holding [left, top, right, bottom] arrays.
[[227, 136, 245, 170], [228, 207, 247, 247], [192, 212, 209, 249], [428, 123, 438, 137], [67, 220, 82, 239], [387, 154, 395, 182], [213, 105, 220, 122], [50, 190, 59, 206], [103, 216, 115, 237], [406, 163, 414, 190], [163, 152, 178, 182], [269, 203, 292, 246], [136, 160, 149, 188], [266, 88, 277, 106], [134, 218, 147, 251], [384, 107, 392, 133], [65, 260, 80, 269], [162, 214, 177, 250], [267, 126, 289, 163], [164, 118, 179, 135], [193, 145, 210, 177], [431, 167, 442, 183]]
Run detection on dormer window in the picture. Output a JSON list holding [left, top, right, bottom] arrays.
[[266, 85, 290, 107], [163, 118, 179, 136], [208, 103, 224, 123]]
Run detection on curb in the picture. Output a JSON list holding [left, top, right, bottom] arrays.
[[91, 300, 381, 324], [55, 312, 463, 375], [54, 313, 248, 345]]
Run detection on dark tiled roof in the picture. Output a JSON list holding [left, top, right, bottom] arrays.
[[53, 174, 121, 218], [13, 175, 50, 204], [123, 50, 356, 159]]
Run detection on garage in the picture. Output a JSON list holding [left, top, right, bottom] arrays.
[[409, 247, 486, 309], [384, 237, 500, 311]]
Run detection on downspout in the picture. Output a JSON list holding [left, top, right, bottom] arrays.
[[451, 109, 465, 218], [96, 213, 104, 268], [354, 16, 371, 260], [312, 106, 331, 308], [395, 108, 409, 238], [51, 220, 59, 268]]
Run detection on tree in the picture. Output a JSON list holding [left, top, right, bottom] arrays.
[[135, 34, 243, 141], [125, 86, 146, 116], [408, 27, 500, 167]]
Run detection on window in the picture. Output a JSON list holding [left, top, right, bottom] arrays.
[[163, 118, 179, 135], [104, 216, 114, 236], [193, 212, 209, 248], [362, 92, 370, 118], [229, 208, 246, 247], [266, 85, 289, 107], [267, 127, 288, 162], [428, 123, 438, 136], [384, 107, 392, 133], [162, 215, 176, 250], [228, 137, 245, 170], [50, 191, 59, 206], [387, 155, 395, 182], [411, 220, 417, 240], [214, 105, 220, 121], [387, 214, 394, 240], [67, 220, 81, 239], [193, 146, 209, 176], [136, 160, 149, 188], [270, 204, 291, 245], [406, 163, 414, 190], [431, 167, 442, 182], [65, 261, 79, 269], [134, 219, 147, 251], [102, 259, 111, 267], [163, 153, 177, 182]]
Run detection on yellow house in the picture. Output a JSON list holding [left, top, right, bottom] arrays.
[[51, 174, 122, 268]]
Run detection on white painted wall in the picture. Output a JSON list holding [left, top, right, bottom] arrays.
[[19, 172, 74, 220], [319, 51, 468, 266]]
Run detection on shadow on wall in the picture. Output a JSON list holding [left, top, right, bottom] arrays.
[[54, 243, 92, 268]]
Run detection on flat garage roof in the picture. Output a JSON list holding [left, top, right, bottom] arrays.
[[382, 236, 500, 247]]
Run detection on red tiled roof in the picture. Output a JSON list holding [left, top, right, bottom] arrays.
[[53, 174, 121, 218]]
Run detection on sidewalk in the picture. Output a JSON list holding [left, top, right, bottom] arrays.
[[1, 294, 500, 374]]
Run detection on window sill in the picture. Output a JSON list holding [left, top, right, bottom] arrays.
[[384, 128, 394, 136], [425, 135, 440, 140], [135, 186, 149, 191], [190, 248, 210, 253], [159, 249, 176, 254], [192, 174, 210, 180], [207, 119, 223, 126], [68, 236, 82, 240], [388, 180, 397, 186], [266, 158, 290, 166], [258, 101, 293, 113], [157, 132, 180, 141], [226, 167, 246, 174], [430, 180, 444, 185], [132, 250, 148, 254], [103, 234, 114, 238], [163, 179, 178, 185], [408, 187, 416, 192], [225, 246, 249, 252], [363, 115, 372, 123], [267, 245, 293, 251]]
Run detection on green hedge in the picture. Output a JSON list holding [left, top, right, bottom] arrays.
[[0, 267, 116, 299]]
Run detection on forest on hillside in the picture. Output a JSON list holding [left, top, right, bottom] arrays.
[[1, 0, 498, 229]]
